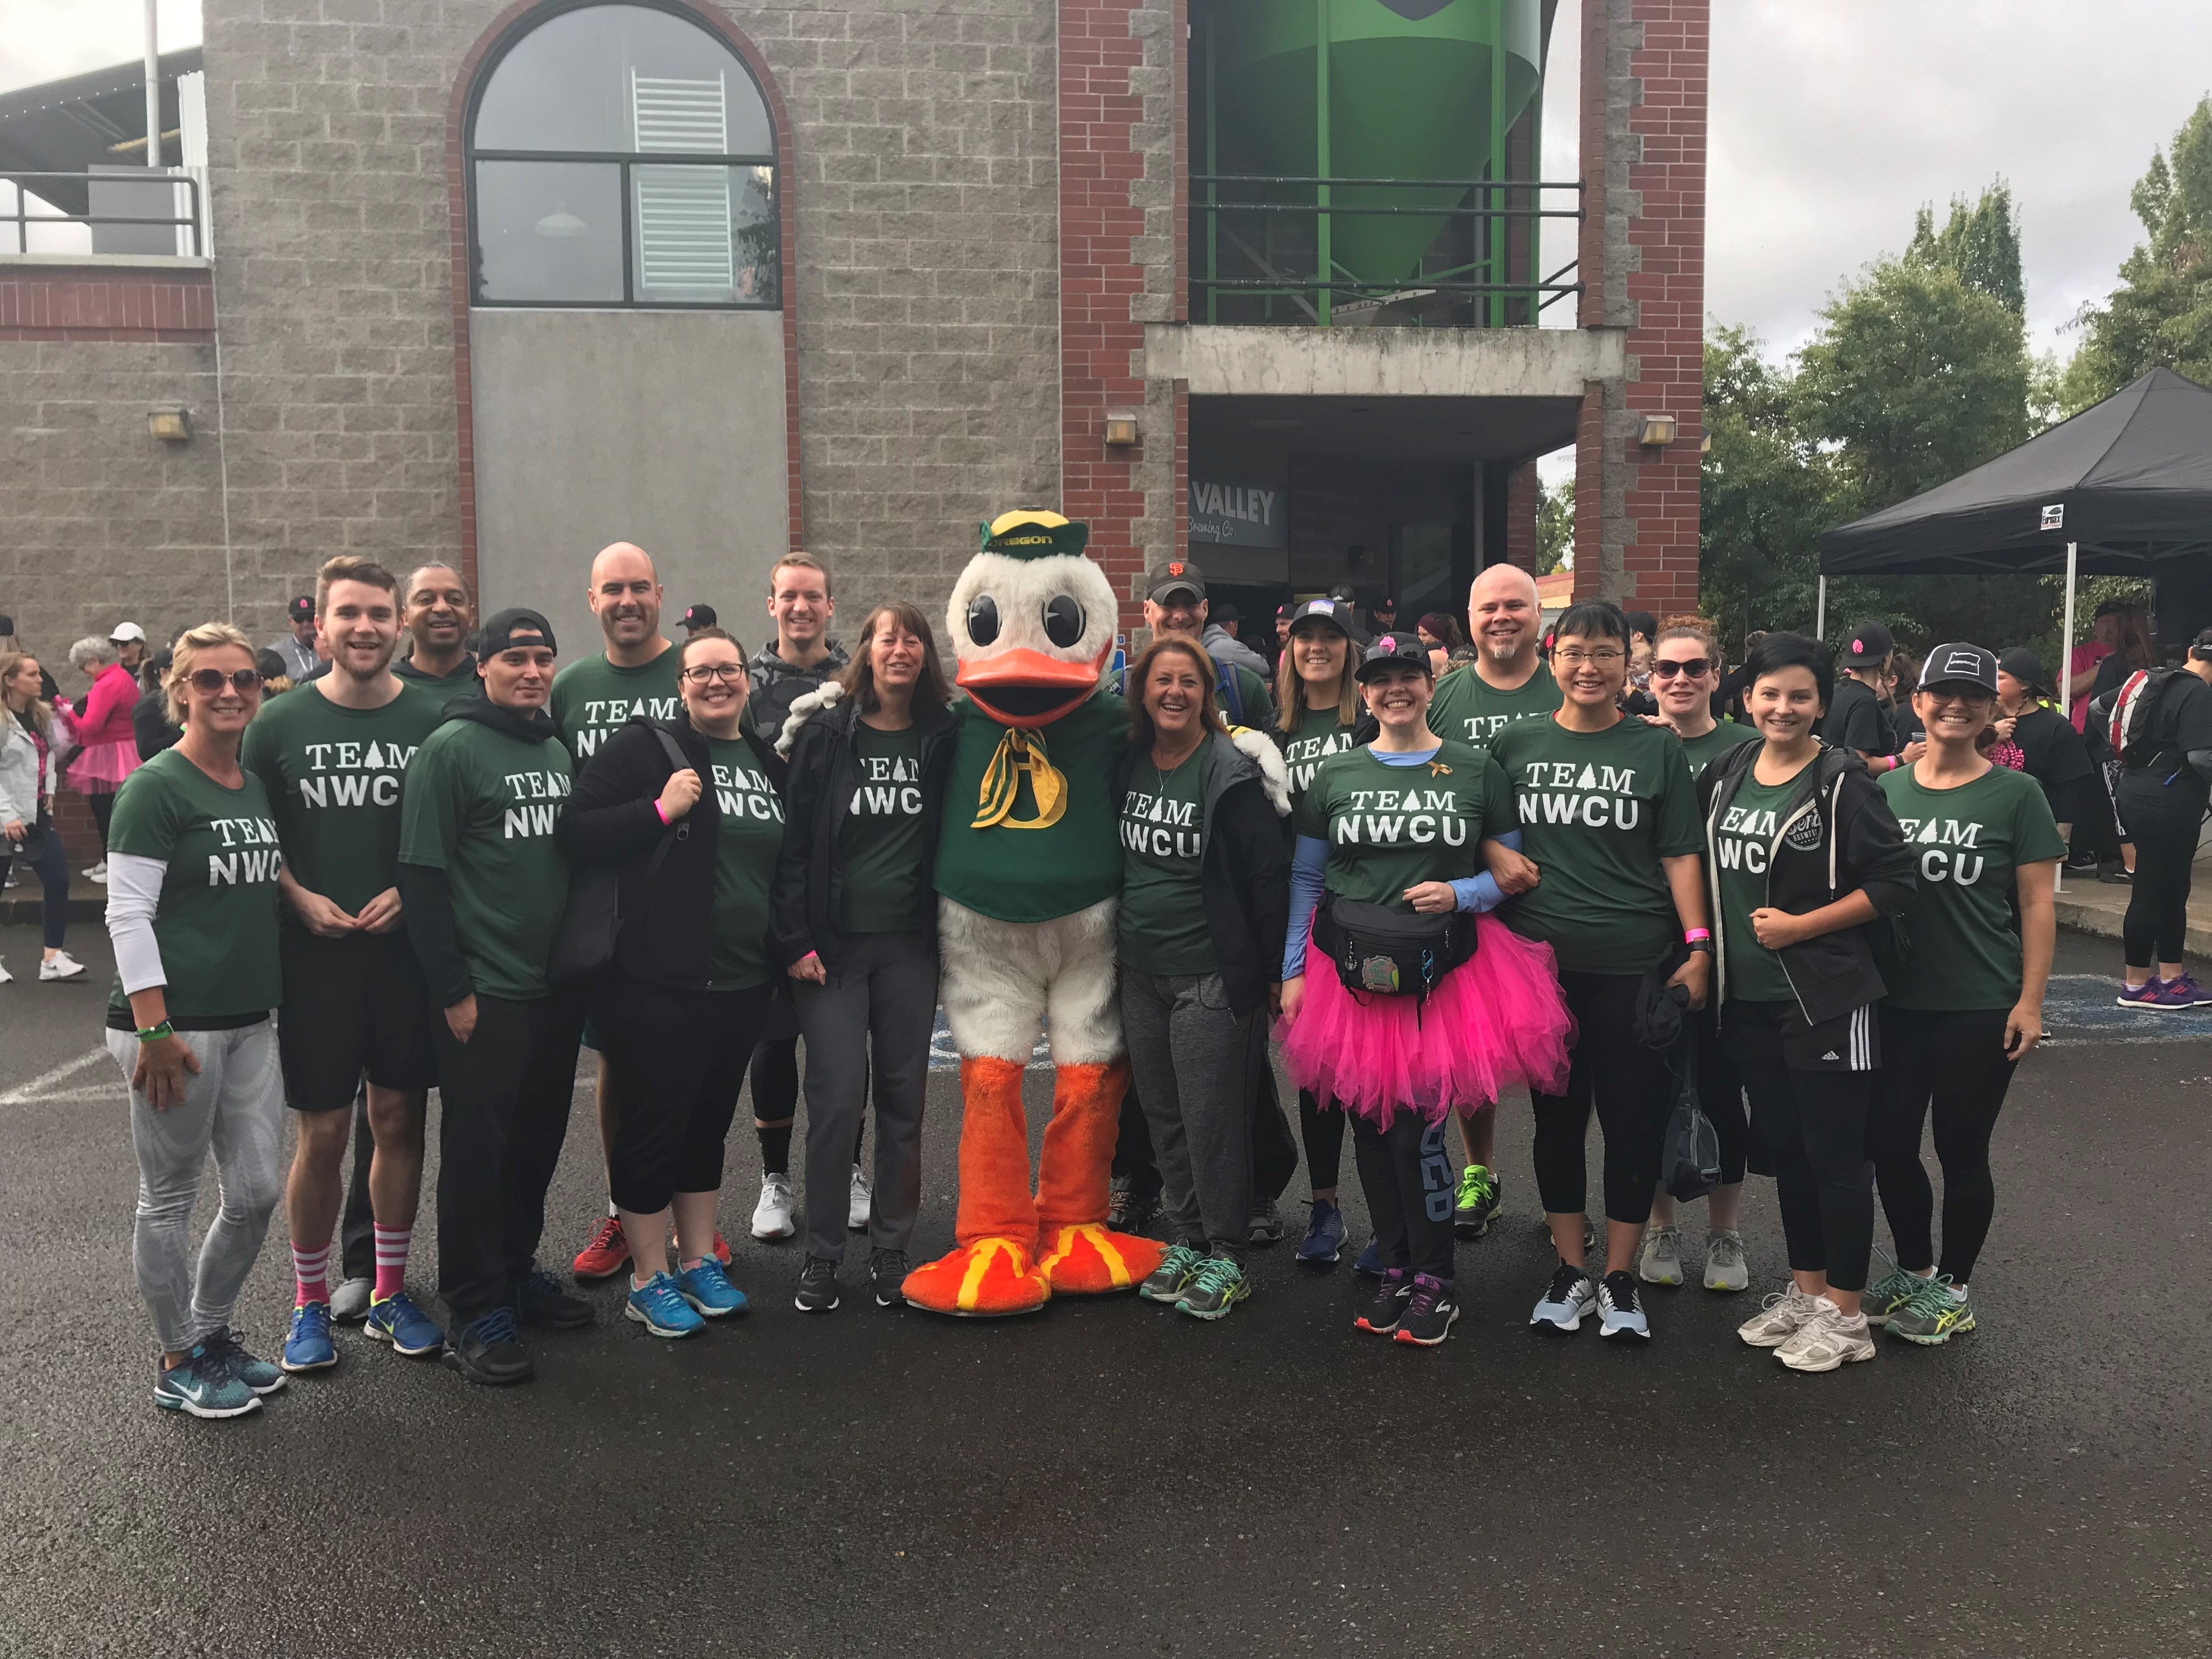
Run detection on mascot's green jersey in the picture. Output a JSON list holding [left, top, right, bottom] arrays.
[[935, 692, 1127, 923]]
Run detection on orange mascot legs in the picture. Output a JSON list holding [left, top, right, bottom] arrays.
[[1035, 1059, 1165, 1295], [900, 1057, 1050, 1317]]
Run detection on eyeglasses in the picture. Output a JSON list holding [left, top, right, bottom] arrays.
[[1554, 647, 1624, 667], [1650, 657, 1713, 680], [186, 668, 263, 695], [681, 663, 746, 685]]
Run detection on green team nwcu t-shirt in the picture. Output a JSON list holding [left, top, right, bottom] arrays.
[[1292, 739, 1514, 907], [1117, 748, 1217, 976], [105, 747, 284, 1023], [839, 723, 932, 934], [1709, 770, 1801, 1005], [550, 649, 685, 763], [707, 737, 786, 988], [1280, 704, 1359, 805], [1424, 661, 1563, 753]]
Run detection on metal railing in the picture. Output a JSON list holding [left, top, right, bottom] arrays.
[[1, 170, 205, 257], [1191, 174, 1582, 329]]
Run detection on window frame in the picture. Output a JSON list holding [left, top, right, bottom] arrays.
[[463, 0, 782, 312]]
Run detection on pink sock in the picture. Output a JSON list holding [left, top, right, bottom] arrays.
[[373, 1224, 412, 1302], [292, 1242, 331, 1307]]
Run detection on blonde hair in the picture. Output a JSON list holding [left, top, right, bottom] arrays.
[[0, 651, 50, 736], [314, 554, 398, 619], [1273, 620, 1362, 732], [166, 622, 257, 725], [768, 551, 833, 599]]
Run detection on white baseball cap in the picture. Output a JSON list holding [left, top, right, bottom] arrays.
[[109, 622, 146, 644]]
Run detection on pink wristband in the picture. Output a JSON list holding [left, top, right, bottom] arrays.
[[1683, 928, 1711, 943], [653, 799, 670, 825]]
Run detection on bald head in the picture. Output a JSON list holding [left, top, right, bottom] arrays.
[[1468, 563, 1542, 678], [587, 540, 668, 663]]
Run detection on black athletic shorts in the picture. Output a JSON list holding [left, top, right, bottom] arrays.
[[277, 922, 438, 1111]]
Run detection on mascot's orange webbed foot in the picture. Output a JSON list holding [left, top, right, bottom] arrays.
[[1037, 1223, 1165, 1295], [902, 1237, 1051, 1318]]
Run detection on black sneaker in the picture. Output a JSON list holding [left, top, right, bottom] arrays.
[[517, 1268, 594, 1330], [1108, 1177, 1161, 1238], [1355, 1268, 1414, 1335], [1246, 1197, 1285, 1246], [442, 1306, 534, 1386], [795, 1256, 842, 1313], [1393, 1273, 1459, 1347], [870, 1249, 909, 1308]]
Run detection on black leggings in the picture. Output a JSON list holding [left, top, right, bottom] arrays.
[[89, 790, 115, 853], [1299, 1088, 1345, 1194], [1351, 1111, 1454, 1280], [1869, 1006, 2018, 1283], [1530, 971, 1672, 1226], [1694, 1013, 1751, 1188], [594, 975, 771, 1215], [2117, 792, 2202, 966], [1726, 1001, 1874, 1293]]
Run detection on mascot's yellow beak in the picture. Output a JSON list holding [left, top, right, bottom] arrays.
[[956, 644, 1110, 730]]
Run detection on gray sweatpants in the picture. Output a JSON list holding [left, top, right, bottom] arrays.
[[794, 929, 938, 1263], [106, 1021, 286, 1355], [1120, 969, 1252, 1260]]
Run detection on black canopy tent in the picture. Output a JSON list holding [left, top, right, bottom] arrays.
[[1816, 367, 2212, 678]]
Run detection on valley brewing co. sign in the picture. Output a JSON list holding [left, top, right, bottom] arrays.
[[1188, 479, 1288, 549]]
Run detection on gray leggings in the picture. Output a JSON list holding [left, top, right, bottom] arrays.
[[1120, 969, 1253, 1259], [106, 1022, 286, 1354]]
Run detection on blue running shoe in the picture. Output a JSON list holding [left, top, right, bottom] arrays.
[[154, 1342, 261, 1419], [1296, 1200, 1346, 1266], [1598, 1271, 1651, 1342], [364, 1291, 445, 1357], [1353, 1238, 1386, 1277], [676, 1257, 748, 1318], [1530, 1262, 1598, 1334], [279, 1303, 337, 1374], [204, 1324, 286, 1395], [625, 1271, 706, 1339]]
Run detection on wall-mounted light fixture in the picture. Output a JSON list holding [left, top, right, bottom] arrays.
[[1700, 431, 1712, 454], [1103, 413, 1140, 448], [1637, 413, 1678, 448], [148, 405, 191, 442]]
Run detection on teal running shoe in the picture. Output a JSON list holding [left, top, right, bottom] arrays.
[[1887, 1276, 1976, 1346], [155, 1341, 261, 1419], [625, 1271, 706, 1339], [676, 1257, 748, 1318], [1864, 1257, 1928, 1327], [1138, 1243, 1205, 1304], [1175, 1254, 1250, 1321]]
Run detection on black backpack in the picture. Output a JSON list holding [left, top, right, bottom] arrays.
[[2110, 668, 2188, 771]]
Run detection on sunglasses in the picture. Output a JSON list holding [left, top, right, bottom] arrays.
[[1651, 657, 1713, 679], [187, 668, 263, 695]]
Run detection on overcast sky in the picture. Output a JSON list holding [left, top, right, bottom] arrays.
[[11, 0, 2208, 368]]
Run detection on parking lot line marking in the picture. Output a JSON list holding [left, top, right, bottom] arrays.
[[0, 1046, 110, 1106]]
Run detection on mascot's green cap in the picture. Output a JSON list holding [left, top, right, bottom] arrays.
[[979, 509, 1090, 560]]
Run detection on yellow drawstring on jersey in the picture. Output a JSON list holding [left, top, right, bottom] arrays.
[[972, 727, 1068, 830]]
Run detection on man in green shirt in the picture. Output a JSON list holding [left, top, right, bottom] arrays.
[[242, 556, 449, 1369], [399, 607, 588, 1385]]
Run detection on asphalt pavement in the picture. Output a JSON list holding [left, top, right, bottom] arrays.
[[1, 922, 2205, 1657]]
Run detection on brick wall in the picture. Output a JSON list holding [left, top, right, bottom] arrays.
[[1505, 459, 1541, 572], [1573, 0, 1706, 612], [0, 267, 215, 342]]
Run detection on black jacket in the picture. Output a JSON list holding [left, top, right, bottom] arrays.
[[1111, 730, 1291, 1018], [1697, 740, 1915, 1026], [770, 696, 957, 973], [554, 714, 785, 990]]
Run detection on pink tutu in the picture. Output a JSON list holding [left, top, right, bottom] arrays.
[[1276, 912, 1575, 1127], [67, 737, 139, 792]]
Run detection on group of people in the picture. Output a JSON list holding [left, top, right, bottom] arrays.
[[86, 534, 2152, 1420]]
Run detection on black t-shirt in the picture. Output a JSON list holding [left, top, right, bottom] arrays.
[[2118, 672, 2212, 811], [1821, 676, 1892, 757], [1889, 699, 1924, 748], [2010, 706, 2095, 814]]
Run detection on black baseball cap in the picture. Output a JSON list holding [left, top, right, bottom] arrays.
[[1996, 647, 2047, 693], [681, 603, 717, 631], [1286, 598, 1354, 640], [1841, 622, 1895, 663], [1356, 630, 1432, 681], [288, 595, 315, 622], [479, 606, 557, 658], [1917, 643, 1999, 695], [1146, 559, 1205, 604], [1274, 602, 1295, 620], [1370, 595, 1399, 613]]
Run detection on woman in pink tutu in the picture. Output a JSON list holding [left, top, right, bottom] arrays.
[[1277, 633, 1573, 1349], [66, 629, 148, 879]]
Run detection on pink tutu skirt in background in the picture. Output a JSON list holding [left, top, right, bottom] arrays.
[[68, 737, 139, 793], [1276, 912, 1575, 1128]]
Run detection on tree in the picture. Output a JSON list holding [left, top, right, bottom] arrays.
[[1907, 183, 2025, 316], [1698, 326, 1833, 650], [2065, 96, 2212, 409], [1535, 476, 1572, 575]]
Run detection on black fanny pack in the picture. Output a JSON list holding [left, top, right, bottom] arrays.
[[1311, 895, 1474, 1003]]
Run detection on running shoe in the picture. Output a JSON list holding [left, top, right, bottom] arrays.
[[1108, 1175, 1161, 1238], [870, 1248, 909, 1308], [1393, 1274, 1459, 1347], [329, 1276, 374, 1323], [752, 1172, 797, 1241], [572, 1215, 630, 1281], [1702, 1230, 1750, 1293], [442, 1305, 533, 1386], [83, 859, 108, 884], [2115, 977, 2193, 1011], [1453, 1164, 1503, 1238], [1775, 1301, 1876, 1372], [1863, 1259, 1928, 1326], [517, 1268, 593, 1330], [1530, 1262, 1598, 1334], [364, 1291, 444, 1356], [795, 1255, 842, 1313], [1176, 1254, 1251, 1321], [848, 1165, 872, 1232], [625, 1271, 706, 1339], [1598, 1271, 1651, 1342], [206, 1325, 285, 1395], [1247, 1198, 1285, 1246], [1737, 1283, 1826, 1348], [1636, 1224, 1685, 1287], [0, 957, 10, 984], [280, 1301, 338, 1373], [1886, 1277, 1976, 1346], [712, 1231, 732, 1267], [1356, 1268, 1414, 1335], [1295, 1200, 1346, 1266], [1139, 1243, 1206, 1304], [2169, 972, 2212, 1007], [37, 950, 86, 981], [154, 1344, 260, 1419], [676, 1258, 747, 1318], [1353, 1238, 1387, 1277]]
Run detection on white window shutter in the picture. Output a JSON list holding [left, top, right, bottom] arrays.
[[630, 72, 733, 296]]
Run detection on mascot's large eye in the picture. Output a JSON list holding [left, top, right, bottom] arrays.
[[1043, 595, 1085, 649], [966, 595, 1001, 647]]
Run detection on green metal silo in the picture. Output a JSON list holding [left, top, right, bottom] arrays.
[[1211, 0, 1543, 289]]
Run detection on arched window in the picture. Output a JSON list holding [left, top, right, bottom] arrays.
[[466, 2, 779, 307]]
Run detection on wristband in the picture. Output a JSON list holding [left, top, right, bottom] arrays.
[[135, 1021, 174, 1043], [1685, 939, 1713, 956], [653, 799, 670, 825], [1683, 927, 1711, 943]]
